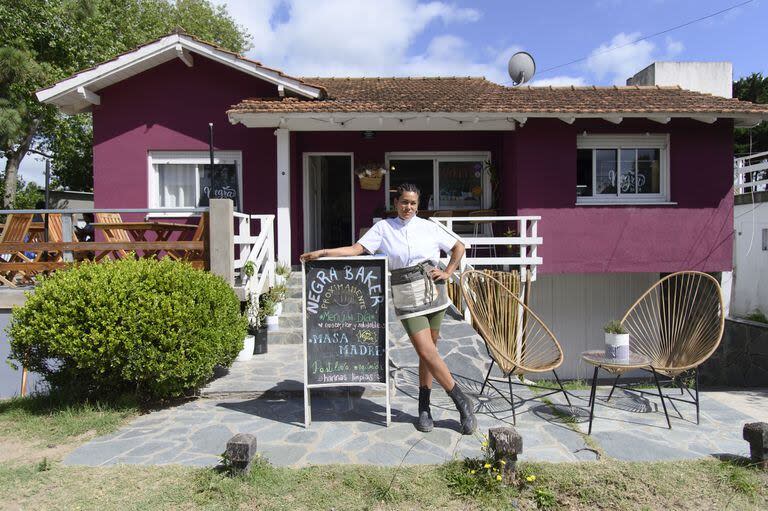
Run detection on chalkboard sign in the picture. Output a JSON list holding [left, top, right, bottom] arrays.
[[302, 257, 390, 426]]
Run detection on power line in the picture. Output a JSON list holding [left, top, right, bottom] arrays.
[[532, 0, 753, 78]]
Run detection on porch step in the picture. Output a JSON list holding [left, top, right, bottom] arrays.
[[257, 327, 303, 345], [282, 299, 302, 313], [278, 312, 303, 329]]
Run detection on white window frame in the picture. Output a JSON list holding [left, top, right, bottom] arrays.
[[576, 134, 671, 205], [147, 150, 243, 216], [383, 151, 492, 210]]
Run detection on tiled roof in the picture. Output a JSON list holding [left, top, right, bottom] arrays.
[[228, 77, 768, 116]]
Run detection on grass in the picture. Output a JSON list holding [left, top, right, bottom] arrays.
[[1, 391, 766, 510], [0, 456, 766, 510], [0, 388, 140, 446]]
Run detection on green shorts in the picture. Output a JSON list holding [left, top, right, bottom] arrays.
[[400, 308, 447, 336]]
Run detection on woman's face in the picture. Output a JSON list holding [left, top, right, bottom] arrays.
[[395, 191, 419, 220]]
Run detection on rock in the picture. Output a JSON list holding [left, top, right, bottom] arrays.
[[488, 426, 523, 484], [743, 422, 768, 469], [224, 433, 258, 475]]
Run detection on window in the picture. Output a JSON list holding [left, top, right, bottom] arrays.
[[385, 153, 490, 210], [576, 135, 669, 204], [149, 151, 242, 211]]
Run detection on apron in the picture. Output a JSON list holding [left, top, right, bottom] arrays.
[[390, 260, 451, 320]]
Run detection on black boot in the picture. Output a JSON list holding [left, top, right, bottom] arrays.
[[447, 383, 477, 435], [416, 386, 434, 432]]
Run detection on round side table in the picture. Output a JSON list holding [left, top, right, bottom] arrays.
[[580, 350, 658, 435]]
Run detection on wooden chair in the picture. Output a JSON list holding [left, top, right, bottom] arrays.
[[94, 212, 130, 260], [618, 271, 725, 424], [0, 214, 34, 287], [168, 214, 207, 265], [460, 269, 571, 423]]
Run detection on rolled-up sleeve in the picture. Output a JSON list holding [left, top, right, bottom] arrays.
[[435, 223, 461, 253], [357, 221, 383, 254]]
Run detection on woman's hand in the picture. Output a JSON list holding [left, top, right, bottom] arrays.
[[299, 250, 325, 262], [429, 268, 452, 281]]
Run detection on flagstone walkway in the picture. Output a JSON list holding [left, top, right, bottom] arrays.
[[63, 308, 764, 468]]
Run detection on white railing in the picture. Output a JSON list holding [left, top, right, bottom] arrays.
[[735, 151, 768, 195], [233, 213, 275, 296], [431, 215, 543, 281]]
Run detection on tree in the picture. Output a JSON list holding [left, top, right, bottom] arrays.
[[733, 73, 768, 157], [0, 0, 252, 207]]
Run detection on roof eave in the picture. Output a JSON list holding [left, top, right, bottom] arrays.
[[36, 33, 325, 111]]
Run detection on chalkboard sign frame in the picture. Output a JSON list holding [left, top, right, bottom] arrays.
[[302, 256, 390, 428]]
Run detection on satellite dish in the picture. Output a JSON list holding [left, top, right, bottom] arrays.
[[508, 51, 536, 85]]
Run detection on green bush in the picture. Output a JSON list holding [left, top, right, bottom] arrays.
[[7, 258, 247, 400]]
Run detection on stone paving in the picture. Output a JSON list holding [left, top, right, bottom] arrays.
[[64, 306, 764, 468]]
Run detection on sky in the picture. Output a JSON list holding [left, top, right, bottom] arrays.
[[11, 0, 768, 186]]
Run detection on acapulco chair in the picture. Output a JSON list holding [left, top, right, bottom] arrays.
[[613, 271, 725, 426], [460, 269, 572, 424]]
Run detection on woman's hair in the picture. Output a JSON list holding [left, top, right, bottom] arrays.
[[394, 183, 420, 200]]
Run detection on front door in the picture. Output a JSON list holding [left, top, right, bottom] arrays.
[[304, 154, 353, 251]]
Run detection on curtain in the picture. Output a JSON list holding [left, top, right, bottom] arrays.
[[158, 164, 196, 207]]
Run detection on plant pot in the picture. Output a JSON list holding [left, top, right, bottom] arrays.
[[237, 335, 255, 361], [265, 315, 279, 331], [254, 330, 268, 354], [274, 302, 283, 316], [359, 175, 382, 190], [604, 333, 629, 360]]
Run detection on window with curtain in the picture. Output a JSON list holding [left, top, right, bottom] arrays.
[[150, 152, 241, 211]]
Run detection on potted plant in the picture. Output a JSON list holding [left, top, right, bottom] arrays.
[[355, 163, 387, 190], [243, 260, 256, 282], [603, 320, 629, 360], [269, 284, 287, 316], [259, 293, 279, 331], [275, 261, 291, 285], [237, 292, 258, 361]]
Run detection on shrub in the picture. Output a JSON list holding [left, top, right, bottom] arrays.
[[7, 258, 247, 400]]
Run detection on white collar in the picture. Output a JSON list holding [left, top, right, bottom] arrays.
[[393, 215, 415, 226]]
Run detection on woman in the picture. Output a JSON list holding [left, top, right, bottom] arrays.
[[300, 183, 476, 434]]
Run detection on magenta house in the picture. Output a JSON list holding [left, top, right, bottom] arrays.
[[37, 32, 768, 376]]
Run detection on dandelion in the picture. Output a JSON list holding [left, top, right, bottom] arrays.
[[500, 460, 506, 465], [481, 441, 488, 447], [496, 475, 502, 481], [470, 470, 476, 474], [526, 475, 536, 482], [483, 463, 491, 469]]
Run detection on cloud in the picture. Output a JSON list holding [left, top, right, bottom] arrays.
[[529, 75, 588, 87], [664, 37, 684, 58], [585, 32, 655, 85], [220, 0, 515, 83]]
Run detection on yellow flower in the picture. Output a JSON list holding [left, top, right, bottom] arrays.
[[483, 463, 491, 468], [496, 475, 502, 481], [481, 441, 488, 447], [526, 475, 536, 482], [500, 460, 506, 465], [470, 470, 476, 474]]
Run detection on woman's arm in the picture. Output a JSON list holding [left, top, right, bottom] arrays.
[[430, 240, 465, 281], [300, 243, 367, 262]]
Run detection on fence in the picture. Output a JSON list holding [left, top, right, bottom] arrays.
[[233, 213, 276, 299], [0, 208, 208, 288], [735, 151, 768, 195]]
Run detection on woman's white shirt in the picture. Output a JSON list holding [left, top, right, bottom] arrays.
[[357, 216, 460, 270]]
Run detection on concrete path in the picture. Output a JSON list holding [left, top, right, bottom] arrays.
[[64, 308, 765, 467]]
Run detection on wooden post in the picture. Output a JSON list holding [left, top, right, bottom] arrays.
[[209, 199, 235, 286], [62, 213, 74, 262], [489, 426, 523, 484]]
